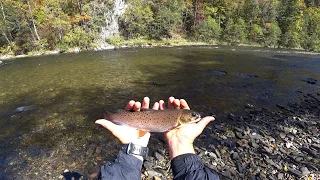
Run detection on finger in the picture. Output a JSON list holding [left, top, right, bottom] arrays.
[[168, 96, 175, 109], [152, 102, 159, 110], [173, 99, 180, 109], [95, 119, 120, 133], [133, 101, 141, 111], [195, 116, 215, 131], [180, 99, 190, 110], [159, 100, 165, 110], [125, 100, 135, 111], [142, 97, 150, 109]]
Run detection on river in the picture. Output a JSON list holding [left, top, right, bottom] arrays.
[[0, 46, 319, 178]]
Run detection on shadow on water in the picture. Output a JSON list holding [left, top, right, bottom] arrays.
[[0, 85, 141, 179]]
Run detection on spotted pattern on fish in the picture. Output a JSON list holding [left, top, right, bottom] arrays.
[[104, 109, 201, 132]]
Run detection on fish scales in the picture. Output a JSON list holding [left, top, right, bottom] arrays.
[[105, 109, 201, 132]]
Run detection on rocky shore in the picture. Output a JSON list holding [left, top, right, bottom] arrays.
[[138, 92, 320, 180]]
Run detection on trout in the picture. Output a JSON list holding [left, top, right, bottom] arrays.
[[104, 109, 201, 132]]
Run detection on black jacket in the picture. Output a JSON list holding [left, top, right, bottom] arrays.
[[100, 151, 220, 180]]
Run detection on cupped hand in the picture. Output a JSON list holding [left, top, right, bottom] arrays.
[[160, 97, 215, 159], [95, 97, 156, 147]]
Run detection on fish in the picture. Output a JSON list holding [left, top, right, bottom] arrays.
[[104, 109, 202, 132]]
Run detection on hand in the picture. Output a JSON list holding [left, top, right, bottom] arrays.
[[159, 97, 215, 159], [95, 97, 156, 160]]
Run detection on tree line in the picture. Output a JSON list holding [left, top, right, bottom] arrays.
[[1, 0, 320, 56]]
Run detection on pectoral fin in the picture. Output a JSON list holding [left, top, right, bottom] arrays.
[[138, 130, 149, 137]]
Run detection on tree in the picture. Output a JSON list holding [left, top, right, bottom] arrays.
[[120, 0, 153, 39], [194, 16, 221, 42], [223, 18, 247, 45], [263, 21, 281, 47], [148, 0, 185, 39]]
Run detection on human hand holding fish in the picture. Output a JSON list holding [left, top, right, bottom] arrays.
[[96, 96, 215, 161]]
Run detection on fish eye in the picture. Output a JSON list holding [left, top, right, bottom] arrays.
[[192, 112, 198, 117]]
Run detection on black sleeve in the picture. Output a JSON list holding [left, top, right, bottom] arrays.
[[100, 150, 143, 180], [171, 153, 220, 180]]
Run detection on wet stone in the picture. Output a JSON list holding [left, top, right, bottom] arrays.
[[236, 162, 244, 173], [249, 141, 259, 148], [279, 133, 286, 139], [231, 152, 239, 160], [300, 167, 310, 176], [154, 152, 165, 162], [147, 170, 162, 178], [277, 173, 284, 179], [237, 139, 249, 147], [144, 161, 153, 170], [288, 169, 302, 177]]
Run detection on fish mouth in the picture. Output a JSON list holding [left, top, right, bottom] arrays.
[[191, 117, 202, 123]]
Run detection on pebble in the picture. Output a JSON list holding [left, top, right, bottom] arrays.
[[279, 133, 286, 139], [288, 169, 302, 177], [249, 133, 263, 140], [147, 170, 162, 178], [300, 167, 310, 176], [154, 152, 165, 162], [286, 142, 293, 148], [236, 162, 244, 173], [249, 141, 259, 148], [237, 139, 249, 147], [144, 161, 153, 170], [277, 173, 284, 179], [231, 152, 239, 160]]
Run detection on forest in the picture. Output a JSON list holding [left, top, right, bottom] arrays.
[[0, 0, 320, 56]]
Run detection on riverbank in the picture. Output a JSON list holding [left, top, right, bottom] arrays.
[[1, 38, 319, 61], [139, 92, 320, 180]]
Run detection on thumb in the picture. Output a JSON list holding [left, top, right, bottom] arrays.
[[95, 119, 119, 133], [195, 116, 215, 131]]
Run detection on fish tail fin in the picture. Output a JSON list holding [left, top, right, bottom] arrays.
[[104, 110, 113, 120]]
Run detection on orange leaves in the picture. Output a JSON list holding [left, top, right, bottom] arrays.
[[71, 13, 91, 24]]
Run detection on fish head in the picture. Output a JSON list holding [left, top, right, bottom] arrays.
[[179, 110, 202, 124]]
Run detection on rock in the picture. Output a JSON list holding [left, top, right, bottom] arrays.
[[265, 158, 275, 166], [277, 173, 284, 179], [285, 142, 293, 149], [154, 152, 164, 162], [249, 133, 263, 140], [249, 141, 259, 148], [291, 129, 298, 134], [147, 170, 162, 178], [208, 152, 217, 160], [301, 147, 318, 158], [235, 132, 245, 139], [237, 139, 249, 147], [267, 174, 276, 180], [74, 47, 81, 53], [221, 170, 232, 179], [144, 161, 153, 170], [153, 176, 161, 180], [88, 167, 100, 179], [231, 152, 239, 160], [300, 167, 310, 176], [236, 162, 244, 173], [311, 144, 320, 150], [288, 169, 302, 177], [263, 146, 273, 154]]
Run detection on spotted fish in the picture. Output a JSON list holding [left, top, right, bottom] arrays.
[[104, 109, 201, 132]]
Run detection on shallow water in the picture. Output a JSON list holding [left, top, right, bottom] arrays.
[[0, 46, 319, 177]]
